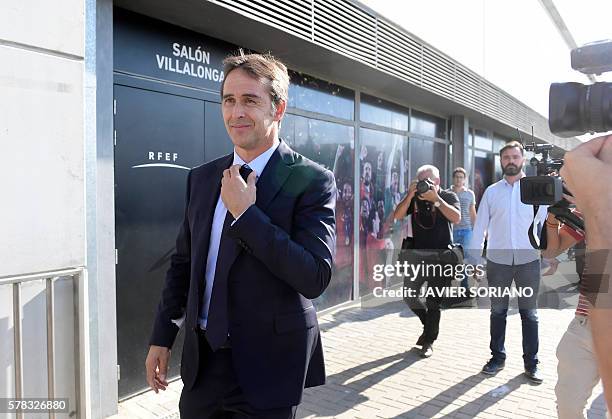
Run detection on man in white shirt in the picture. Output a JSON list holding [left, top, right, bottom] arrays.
[[468, 140, 547, 383]]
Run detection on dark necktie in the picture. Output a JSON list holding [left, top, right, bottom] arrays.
[[206, 164, 253, 350]]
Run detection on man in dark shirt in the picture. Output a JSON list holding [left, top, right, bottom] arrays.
[[394, 164, 461, 357]]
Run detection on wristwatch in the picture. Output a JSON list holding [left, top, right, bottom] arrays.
[[433, 199, 441, 208]]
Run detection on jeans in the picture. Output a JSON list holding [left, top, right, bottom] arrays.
[[453, 228, 472, 288], [487, 259, 540, 369], [453, 227, 472, 247]]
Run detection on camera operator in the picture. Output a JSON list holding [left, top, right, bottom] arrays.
[[560, 134, 612, 413], [394, 165, 461, 358], [468, 141, 548, 383], [543, 203, 605, 419]]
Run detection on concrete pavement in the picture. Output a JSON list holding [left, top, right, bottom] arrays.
[[110, 261, 607, 419]]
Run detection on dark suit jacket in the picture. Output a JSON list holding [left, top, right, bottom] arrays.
[[150, 140, 337, 409]]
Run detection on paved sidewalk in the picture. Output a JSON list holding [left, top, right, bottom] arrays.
[[110, 264, 607, 418]]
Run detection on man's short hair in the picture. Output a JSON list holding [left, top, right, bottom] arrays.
[[499, 140, 525, 157], [221, 51, 290, 112], [416, 164, 440, 180], [453, 167, 467, 177]]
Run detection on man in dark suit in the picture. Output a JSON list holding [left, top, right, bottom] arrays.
[[145, 52, 336, 418]]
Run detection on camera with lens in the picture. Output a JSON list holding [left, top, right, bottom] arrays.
[[549, 39, 612, 137], [518, 40, 611, 237], [520, 142, 584, 235], [416, 179, 434, 196], [520, 143, 564, 206]]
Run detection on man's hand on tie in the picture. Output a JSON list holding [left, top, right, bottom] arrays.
[[221, 164, 257, 219], [145, 345, 171, 393]]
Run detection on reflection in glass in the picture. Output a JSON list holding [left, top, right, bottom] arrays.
[[474, 129, 493, 151], [288, 71, 354, 120], [411, 109, 446, 138], [409, 139, 447, 184], [360, 94, 409, 131], [493, 136, 508, 153], [494, 155, 502, 181], [473, 151, 493, 207], [281, 114, 355, 309], [466, 147, 473, 188]]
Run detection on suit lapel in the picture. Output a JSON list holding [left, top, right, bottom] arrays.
[[255, 140, 294, 211]]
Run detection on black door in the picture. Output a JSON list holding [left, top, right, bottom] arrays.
[[114, 83, 230, 397]]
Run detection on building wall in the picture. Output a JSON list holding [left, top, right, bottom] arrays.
[[0, 0, 91, 417], [0, 0, 85, 276]]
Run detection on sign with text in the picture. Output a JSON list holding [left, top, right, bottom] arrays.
[[114, 8, 239, 91]]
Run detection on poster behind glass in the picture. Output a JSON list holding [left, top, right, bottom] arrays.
[[358, 129, 409, 296], [281, 114, 354, 309]]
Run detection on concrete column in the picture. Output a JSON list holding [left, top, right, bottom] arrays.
[[84, 0, 118, 417], [451, 115, 470, 171]]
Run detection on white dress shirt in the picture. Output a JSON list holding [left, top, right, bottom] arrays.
[[468, 174, 547, 265]]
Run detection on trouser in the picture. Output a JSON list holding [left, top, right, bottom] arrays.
[[403, 267, 446, 345], [179, 334, 297, 419], [487, 259, 540, 369], [556, 315, 605, 419]]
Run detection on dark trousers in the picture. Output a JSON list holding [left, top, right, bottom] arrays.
[[487, 259, 540, 369], [403, 272, 445, 344], [179, 334, 297, 419]]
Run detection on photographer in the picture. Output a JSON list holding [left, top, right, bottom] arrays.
[[560, 134, 612, 413], [394, 165, 460, 358]]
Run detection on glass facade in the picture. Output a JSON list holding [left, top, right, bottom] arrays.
[[280, 114, 355, 309], [473, 149, 492, 206], [466, 129, 503, 207], [281, 71, 452, 307], [288, 71, 354, 120], [474, 129, 493, 151], [409, 139, 447, 182], [358, 129, 408, 296], [411, 109, 446, 139], [360, 94, 409, 131]]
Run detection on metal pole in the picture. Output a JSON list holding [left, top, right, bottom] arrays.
[[13, 282, 24, 419], [72, 274, 81, 419], [353, 90, 361, 300], [46, 277, 56, 419]]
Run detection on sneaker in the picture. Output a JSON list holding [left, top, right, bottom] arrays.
[[481, 358, 505, 375], [420, 343, 433, 358], [416, 333, 426, 347], [524, 366, 544, 384]]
